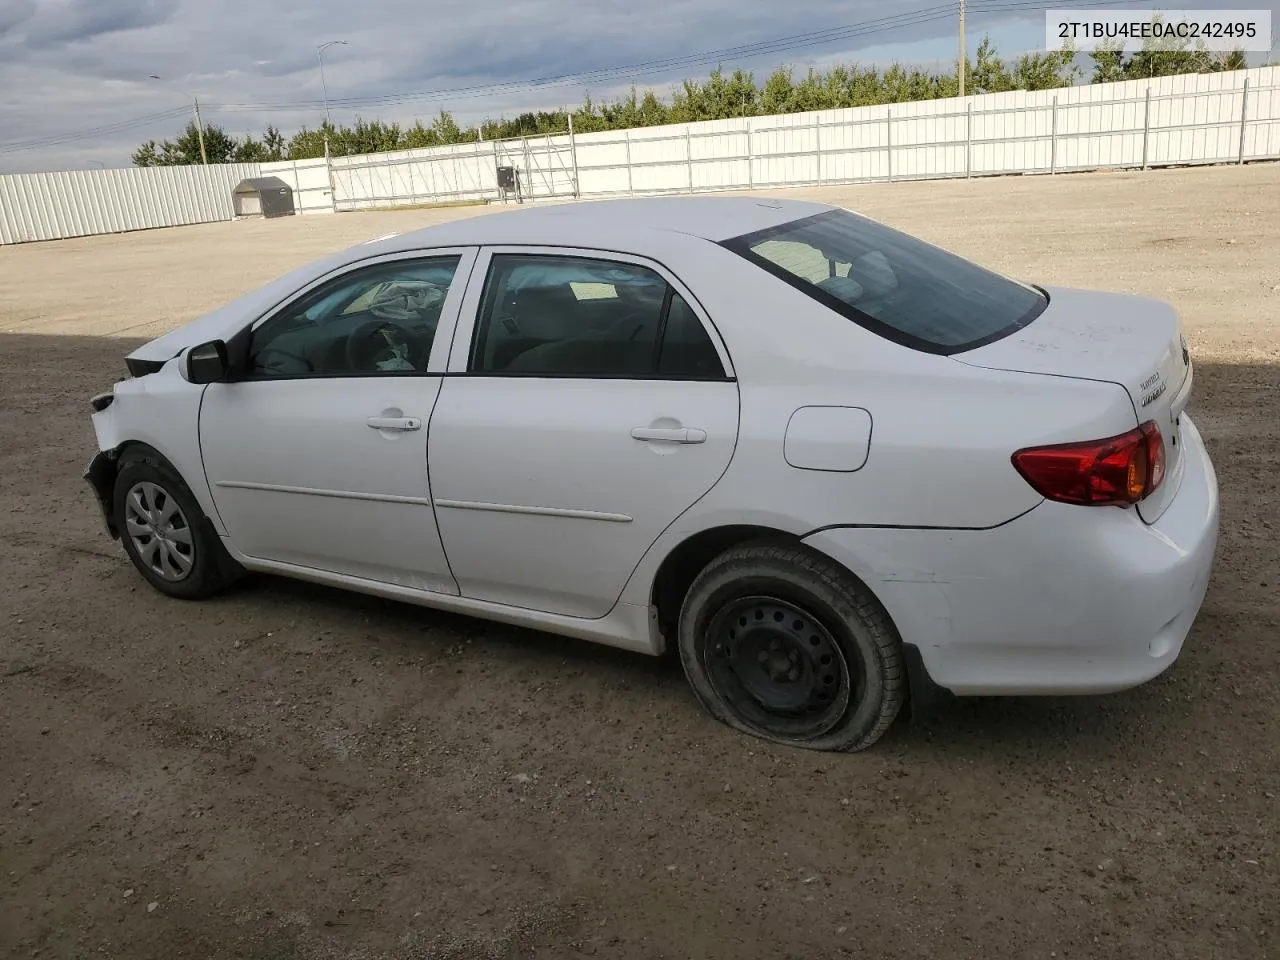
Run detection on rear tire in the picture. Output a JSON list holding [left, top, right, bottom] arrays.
[[677, 541, 904, 753], [112, 451, 242, 600]]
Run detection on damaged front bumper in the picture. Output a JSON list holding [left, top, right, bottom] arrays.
[[84, 450, 119, 539]]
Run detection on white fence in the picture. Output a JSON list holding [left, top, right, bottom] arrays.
[[257, 158, 335, 215], [2, 65, 1278, 244], [0, 163, 260, 244]]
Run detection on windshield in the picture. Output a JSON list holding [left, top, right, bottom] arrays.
[[722, 208, 1047, 354]]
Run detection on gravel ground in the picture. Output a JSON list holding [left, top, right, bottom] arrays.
[[1, 162, 1277, 960]]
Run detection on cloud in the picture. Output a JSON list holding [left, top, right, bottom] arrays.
[[0, 0, 37, 39], [21, 0, 179, 48], [0, 0, 1274, 172]]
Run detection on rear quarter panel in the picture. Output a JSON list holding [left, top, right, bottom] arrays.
[[619, 241, 1140, 606]]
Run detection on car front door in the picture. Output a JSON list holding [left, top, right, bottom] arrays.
[[198, 248, 476, 593], [428, 247, 740, 619]]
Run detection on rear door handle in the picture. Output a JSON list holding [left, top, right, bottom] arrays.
[[367, 416, 422, 431], [631, 426, 707, 444]]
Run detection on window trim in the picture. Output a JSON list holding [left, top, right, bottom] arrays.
[[719, 209, 1048, 357], [221, 247, 479, 383], [445, 245, 736, 382]]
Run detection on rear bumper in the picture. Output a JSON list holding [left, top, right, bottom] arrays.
[[804, 414, 1219, 696]]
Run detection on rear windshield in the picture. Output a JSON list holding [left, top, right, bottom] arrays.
[[722, 209, 1047, 354]]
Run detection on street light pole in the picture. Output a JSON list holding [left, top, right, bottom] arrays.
[[148, 75, 207, 164], [316, 40, 348, 157]]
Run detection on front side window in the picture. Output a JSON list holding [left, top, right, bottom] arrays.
[[248, 256, 461, 378], [722, 209, 1047, 354], [469, 253, 725, 378]]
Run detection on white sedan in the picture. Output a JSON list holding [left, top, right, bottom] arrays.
[[84, 196, 1220, 752]]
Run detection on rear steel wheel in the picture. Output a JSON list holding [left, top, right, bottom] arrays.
[[678, 541, 905, 752], [703, 596, 855, 740]]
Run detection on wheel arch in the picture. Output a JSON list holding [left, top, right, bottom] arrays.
[[648, 523, 953, 720], [85, 439, 204, 541], [650, 525, 804, 645]]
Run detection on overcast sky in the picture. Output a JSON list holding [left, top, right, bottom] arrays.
[[0, 0, 1275, 172]]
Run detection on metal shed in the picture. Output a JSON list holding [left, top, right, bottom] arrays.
[[232, 176, 295, 219]]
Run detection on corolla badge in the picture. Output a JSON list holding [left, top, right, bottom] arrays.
[[1139, 369, 1167, 408]]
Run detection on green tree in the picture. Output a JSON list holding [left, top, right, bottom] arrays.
[[1091, 41, 1127, 83], [970, 36, 1014, 94], [132, 40, 1251, 167], [131, 140, 162, 166], [129, 121, 235, 165], [1011, 42, 1079, 90], [1218, 50, 1248, 70], [232, 135, 268, 162], [759, 66, 797, 115], [262, 125, 286, 161], [285, 124, 329, 160], [430, 110, 465, 144]]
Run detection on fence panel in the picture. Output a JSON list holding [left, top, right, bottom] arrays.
[[3, 66, 1278, 244], [0, 163, 259, 244]]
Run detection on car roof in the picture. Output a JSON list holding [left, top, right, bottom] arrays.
[[125, 196, 835, 366], [369, 195, 835, 255]]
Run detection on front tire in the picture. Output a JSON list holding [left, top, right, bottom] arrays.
[[112, 451, 241, 600], [677, 541, 905, 753]]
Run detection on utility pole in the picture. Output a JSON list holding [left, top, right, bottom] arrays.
[[958, 0, 966, 98], [193, 96, 208, 164], [148, 75, 207, 164]]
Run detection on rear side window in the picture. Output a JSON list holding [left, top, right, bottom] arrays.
[[469, 253, 726, 379], [722, 209, 1047, 354]]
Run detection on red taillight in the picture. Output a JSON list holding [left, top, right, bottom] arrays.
[[1012, 421, 1165, 506]]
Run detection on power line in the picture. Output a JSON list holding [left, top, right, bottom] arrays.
[[216, 4, 963, 113], [215, 0, 1138, 114], [0, 0, 1147, 154], [0, 106, 193, 155]]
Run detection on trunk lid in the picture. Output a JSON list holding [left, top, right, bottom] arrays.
[[955, 285, 1191, 523]]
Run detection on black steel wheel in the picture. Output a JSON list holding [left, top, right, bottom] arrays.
[[678, 541, 904, 752]]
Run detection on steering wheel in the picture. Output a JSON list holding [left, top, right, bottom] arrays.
[[344, 319, 419, 372]]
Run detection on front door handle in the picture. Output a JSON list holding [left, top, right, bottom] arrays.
[[631, 426, 707, 444], [367, 416, 422, 431]]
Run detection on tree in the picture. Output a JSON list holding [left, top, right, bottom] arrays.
[[1090, 15, 1248, 82], [262, 126, 286, 162], [1011, 42, 1079, 90], [129, 121, 237, 165], [970, 36, 1014, 94], [131, 140, 162, 166], [131, 40, 1249, 167], [1090, 41, 1127, 83], [429, 110, 466, 144], [285, 124, 331, 160]]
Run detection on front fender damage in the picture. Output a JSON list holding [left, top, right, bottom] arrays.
[[84, 450, 120, 539]]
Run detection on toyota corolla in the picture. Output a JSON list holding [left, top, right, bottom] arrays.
[[84, 196, 1219, 752]]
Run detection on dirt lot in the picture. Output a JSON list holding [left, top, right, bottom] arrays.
[[2, 164, 1278, 960]]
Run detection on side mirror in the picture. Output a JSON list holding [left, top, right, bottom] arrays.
[[185, 339, 230, 383]]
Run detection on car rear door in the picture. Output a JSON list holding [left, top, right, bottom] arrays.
[[427, 246, 740, 619], [198, 248, 476, 593]]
